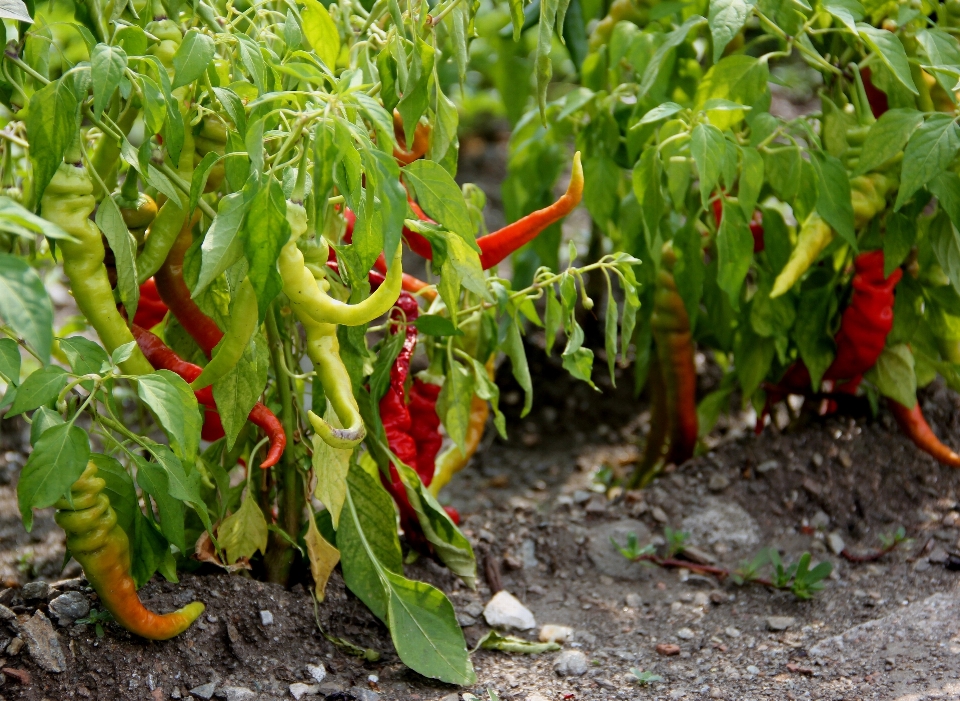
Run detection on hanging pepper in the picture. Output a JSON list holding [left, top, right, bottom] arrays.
[[399, 152, 584, 270], [133, 278, 168, 329], [392, 110, 430, 166], [194, 117, 227, 193], [40, 153, 153, 376], [189, 277, 258, 390], [889, 400, 960, 468], [55, 463, 205, 640], [131, 324, 286, 468], [281, 197, 402, 448], [408, 378, 444, 478], [429, 364, 493, 496], [851, 173, 896, 229], [630, 243, 698, 487], [770, 213, 834, 298], [114, 169, 158, 246]]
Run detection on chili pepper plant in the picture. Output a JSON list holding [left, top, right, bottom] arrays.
[[0, 0, 640, 683], [505, 0, 960, 484]]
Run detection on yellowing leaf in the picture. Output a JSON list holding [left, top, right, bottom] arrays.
[[312, 405, 351, 527], [305, 516, 340, 601], [302, 0, 340, 70], [219, 496, 268, 564]]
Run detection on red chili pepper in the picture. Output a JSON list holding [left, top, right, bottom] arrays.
[[408, 378, 443, 479], [133, 278, 169, 329], [443, 506, 460, 525], [889, 400, 960, 467], [860, 67, 889, 118], [131, 324, 286, 468]]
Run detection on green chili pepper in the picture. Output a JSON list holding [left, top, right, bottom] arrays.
[[190, 277, 258, 390], [770, 213, 834, 299]]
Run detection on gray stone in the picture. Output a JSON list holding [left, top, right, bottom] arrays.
[[456, 612, 477, 627], [464, 601, 484, 618], [677, 627, 696, 640], [929, 546, 950, 564], [827, 532, 846, 556], [21, 581, 50, 601], [766, 616, 796, 631], [680, 499, 760, 548], [746, 665, 760, 675], [221, 687, 256, 701], [625, 593, 642, 608], [810, 510, 831, 529], [708, 474, 731, 492], [190, 682, 218, 700], [0, 603, 15, 621], [586, 519, 651, 580], [6, 636, 24, 654], [20, 610, 66, 673], [48, 591, 90, 626], [259, 610, 274, 626], [288, 683, 319, 699], [306, 663, 326, 684], [755, 460, 779, 473], [520, 539, 539, 569], [553, 649, 589, 676], [349, 688, 380, 701], [483, 591, 536, 630], [651, 506, 669, 523], [724, 626, 741, 638]]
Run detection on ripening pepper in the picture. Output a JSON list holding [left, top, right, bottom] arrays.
[[392, 110, 430, 166], [770, 213, 833, 298]]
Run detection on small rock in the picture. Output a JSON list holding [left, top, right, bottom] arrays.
[[439, 694, 460, 701], [651, 507, 669, 523], [827, 532, 845, 555], [838, 450, 852, 468], [348, 688, 380, 701], [20, 611, 66, 673], [0, 588, 14, 606], [929, 546, 950, 564], [189, 682, 218, 699], [483, 591, 536, 630], [585, 496, 607, 514], [756, 460, 779, 474], [656, 643, 681, 656], [625, 593, 642, 608], [554, 649, 588, 676], [539, 624, 574, 643], [746, 665, 760, 675], [221, 687, 256, 701], [811, 452, 824, 467], [572, 490, 592, 504], [306, 663, 326, 684], [21, 581, 50, 601], [317, 683, 344, 696], [724, 626, 741, 638], [288, 683, 320, 699], [6, 637, 24, 655], [677, 627, 695, 640], [259, 610, 274, 626], [710, 591, 728, 605], [464, 602, 484, 618], [681, 545, 717, 565], [708, 474, 730, 492], [0, 604, 15, 621], [526, 695, 551, 701], [766, 616, 796, 631], [48, 591, 90, 626], [681, 499, 760, 548], [811, 510, 831, 529], [521, 539, 539, 569]]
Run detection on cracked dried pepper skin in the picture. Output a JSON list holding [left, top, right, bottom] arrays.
[[40, 161, 153, 376], [55, 463, 204, 640]]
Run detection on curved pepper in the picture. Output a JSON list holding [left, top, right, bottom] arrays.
[[429, 394, 489, 496], [133, 278, 168, 329], [769, 213, 833, 298], [392, 110, 430, 166], [55, 462, 204, 640], [40, 159, 153, 376], [190, 277, 258, 390], [131, 324, 286, 468], [281, 201, 402, 448], [889, 399, 960, 467]]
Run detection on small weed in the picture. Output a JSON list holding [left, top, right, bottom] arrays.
[[75, 608, 113, 638], [630, 668, 663, 685]]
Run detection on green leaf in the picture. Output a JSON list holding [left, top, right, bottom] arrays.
[[91, 453, 137, 545], [605, 277, 618, 383], [403, 161, 477, 249], [219, 495, 268, 564], [0, 337, 20, 385], [694, 55, 768, 130], [438, 358, 474, 453], [0, 0, 32, 22], [136, 371, 202, 467], [312, 405, 351, 528], [716, 200, 753, 309], [856, 24, 917, 95], [793, 281, 836, 389], [95, 193, 140, 321], [476, 630, 560, 654], [823, 0, 863, 33], [17, 423, 90, 532], [212, 87, 247, 137], [562, 321, 597, 389], [302, 0, 340, 70], [865, 343, 916, 407], [466, 355, 506, 438], [0, 195, 71, 241], [895, 114, 960, 210], [811, 152, 855, 247], [25, 78, 80, 201], [189, 151, 222, 216], [172, 29, 215, 90], [29, 406, 63, 447], [927, 209, 960, 296], [414, 315, 463, 337], [59, 336, 109, 377], [636, 102, 683, 126], [213, 330, 268, 449], [883, 212, 917, 277], [691, 123, 725, 206], [916, 29, 960, 96], [133, 454, 186, 553], [0, 254, 52, 363], [631, 148, 664, 245], [243, 180, 291, 322], [856, 108, 924, 175], [738, 146, 763, 218], [502, 319, 533, 417], [7, 365, 67, 417], [236, 33, 267, 94], [709, 0, 755, 62], [544, 285, 562, 356], [536, 0, 561, 120], [638, 16, 707, 100], [91, 43, 127, 118], [196, 192, 248, 294]]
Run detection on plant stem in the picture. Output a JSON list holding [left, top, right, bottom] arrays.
[[263, 304, 303, 585]]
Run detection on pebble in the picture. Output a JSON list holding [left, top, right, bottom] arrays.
[[746, 665, 760, 675], [681, 499, 760, 548], [483, 591, 536, 630], [288, 683, 320, 699], [766, 616, 796, 631], [349, 688, 381, 701], [259, 610, 274, 626], [625, 593, 643, 608], [755, 460, 779, 473], [656, 643, 681, 656], [811, 510, 831, 529], [189, 682, 217, 699], [708, 474, 730, 492], [48, 591, 90, 626], [306, 663, 326, 684], [0, 603, 15, 621], [553, 649, 588, 676], [677, 627, 695, 640], [20, 610, 66, 673], [521, 539, 539, 568], [928, 546, 949, 564], [221, 687, 256, 701], [651, 507, 669, 523], [21, 581, 50, 601], [724, 626, 741, 638], [6, 636, 24, 654], [464, 602, 484, 618], [827, 532, 846, 555], [526, 694, 551, 701], [539, 624, 574, 643]]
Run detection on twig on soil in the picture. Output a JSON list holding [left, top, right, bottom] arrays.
[[839, 542, 900, 563], [631, 554, 779, 588]]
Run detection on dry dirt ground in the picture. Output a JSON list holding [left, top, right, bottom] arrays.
[[2, 341, 960, 701]]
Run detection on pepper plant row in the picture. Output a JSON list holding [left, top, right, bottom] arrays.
[[507, 0, 960, 483], [0, 0, 641, 684]]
